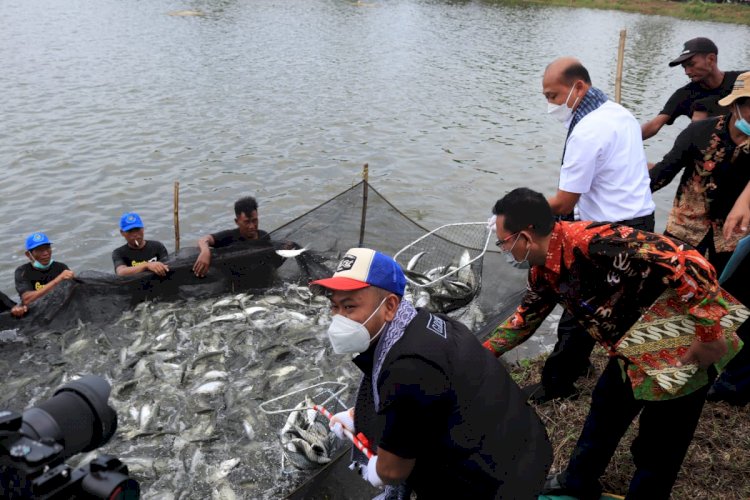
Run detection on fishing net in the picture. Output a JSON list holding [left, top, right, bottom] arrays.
[[0, 180, 531, 499], [0, 181, 527, 336], [393, 222, 491, 312]]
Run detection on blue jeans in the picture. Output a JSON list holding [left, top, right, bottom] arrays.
[[560, 357, 714, 500]]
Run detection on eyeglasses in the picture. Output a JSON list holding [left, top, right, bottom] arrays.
[[495, 231, 520, 249]]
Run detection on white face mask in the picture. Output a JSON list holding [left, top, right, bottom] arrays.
[[327, 297, 387, 354], [547, 85, 579, 124], [502, 233, 531, 270]]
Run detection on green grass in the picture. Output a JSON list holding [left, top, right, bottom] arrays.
[[492, 0, 750, 25]]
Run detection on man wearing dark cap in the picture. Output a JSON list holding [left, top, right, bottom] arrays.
[[14, 232, 74, 306], [112, 212, 169, 277], [312, 248, 551, 498], [642, 37, 746, 140]]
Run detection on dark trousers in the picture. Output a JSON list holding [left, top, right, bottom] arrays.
[[561, 358, 714, 500], [541, 213, 655, 393]]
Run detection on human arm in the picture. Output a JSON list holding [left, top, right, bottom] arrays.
[[648, 124, 695, 192], [0, 292, 26, 318], [483, 276, 558, 357], [193, 234, 215, 277], [373, 357, 447, 485], [19, 269, 75, 306], [723, 180, 750, 240], [116, 261, 170, 277], [548, 190, 581, 216], [641, 114, 670, 140]]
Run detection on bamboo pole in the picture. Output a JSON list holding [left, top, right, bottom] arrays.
[[173, 181, 180, 252], [358, 164, 369, 247], [615, 29, 626, 104]]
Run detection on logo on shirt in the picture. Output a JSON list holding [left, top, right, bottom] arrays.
[[336, 254, 356, 272], [426, 314, 447, 339], [34, 282, 45, 291]]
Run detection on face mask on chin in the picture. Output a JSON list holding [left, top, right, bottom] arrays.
[[547, 85, 580, 125], [32, 258, 54, 271], [502, 233, 531, 270], [327, 297, 388, 355], [735, 104, 750, 136]]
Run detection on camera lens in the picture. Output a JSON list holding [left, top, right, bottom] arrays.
[[20, 375, 117, 458], [82, 470, 140, 500]]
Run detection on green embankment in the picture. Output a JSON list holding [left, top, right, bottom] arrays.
[[496, 0, 750, 26]]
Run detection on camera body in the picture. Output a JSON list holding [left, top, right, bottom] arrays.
[[0, 376, 139, 499]]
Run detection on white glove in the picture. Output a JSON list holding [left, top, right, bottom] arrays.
[[362, 455, 384, 488], [329, 408, 354, 440]]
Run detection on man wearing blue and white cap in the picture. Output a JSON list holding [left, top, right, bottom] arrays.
[[311, 248, 551, 499], [112, 212, 169, 277], [14, 232, 73, 306]]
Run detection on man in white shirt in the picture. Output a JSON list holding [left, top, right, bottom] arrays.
[[527, 57, 656, 403]]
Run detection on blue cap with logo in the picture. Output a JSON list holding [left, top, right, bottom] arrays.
[[120, 212, 144, 232], [310, 248, 406, 296], [26, 232, 52, 251]]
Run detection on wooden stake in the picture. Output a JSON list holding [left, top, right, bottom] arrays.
[[358, 164, 369, 247], [173, 181, 180, 252], [615, 29, 626, 104]]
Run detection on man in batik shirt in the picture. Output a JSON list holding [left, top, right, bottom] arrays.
[[483, 188, 741, 500], [650, 71, 750, 275], [650, 72, 750, 405]]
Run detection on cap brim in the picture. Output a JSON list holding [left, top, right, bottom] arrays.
[[121, 224, 144, 231], [718, 93, 750, 107], [309, 277, 370, 292], [27, 242, 51, 251], [668, 52, 695, 67]]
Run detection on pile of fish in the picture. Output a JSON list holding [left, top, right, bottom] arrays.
[[403, 249, 480, 313], [0, 284, 359, 499], [0, 273, 488, 498]]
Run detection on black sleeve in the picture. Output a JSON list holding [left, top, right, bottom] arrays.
[[14, 266, 32, 297], [154, 241, 169, 260], [377, 356, 450, 459], [650, 123, 696, 192], [210, 229, 236, 249], [659, 87, 691, 125], [112, 247, 128, 270], [0, 291, 16, 311]]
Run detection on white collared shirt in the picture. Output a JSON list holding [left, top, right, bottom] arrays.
[[559, 100, 655, 223]]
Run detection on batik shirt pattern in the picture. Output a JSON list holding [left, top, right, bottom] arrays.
[[651, 114, 750, 253], [483, 222, 732, 400]]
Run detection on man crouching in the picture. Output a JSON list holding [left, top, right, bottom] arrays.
[[311, 248, 551, 498]]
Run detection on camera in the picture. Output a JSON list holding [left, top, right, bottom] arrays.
[[0, 375, 140, 499]]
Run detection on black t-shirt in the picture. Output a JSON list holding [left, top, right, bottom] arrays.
[[210, 228, 270, 248], [112, 240, 168, 270], [14, 262, 70, 297], [0, 291, 17, 312], [353, 309, 552, 498], [659, 70, 744, 125]]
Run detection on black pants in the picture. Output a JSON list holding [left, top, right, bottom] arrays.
[[560, 358, 714, 500], [541, 213, 655, 393]]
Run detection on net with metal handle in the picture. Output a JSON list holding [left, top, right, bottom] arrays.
[[393, 222, 492, 313]]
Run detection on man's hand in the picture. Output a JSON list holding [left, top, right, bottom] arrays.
[[10, 304, 27, 318], [678, 337, 728, 369], [329, 408, 354, 440], [723, 202, 750, 241], [56, 270, 75, 282], [193, 251, 211, 277], [147, 261, 170, 277]]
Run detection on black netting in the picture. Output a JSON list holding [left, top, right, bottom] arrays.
[[0, 181, 527, 337]]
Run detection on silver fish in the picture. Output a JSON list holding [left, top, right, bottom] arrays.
[[275, 247, 307, 258]]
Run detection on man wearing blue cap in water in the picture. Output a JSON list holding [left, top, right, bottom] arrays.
[[14, 232, 74, 306], [311, 248, 552, 499], [112, 212, 169, 277]]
